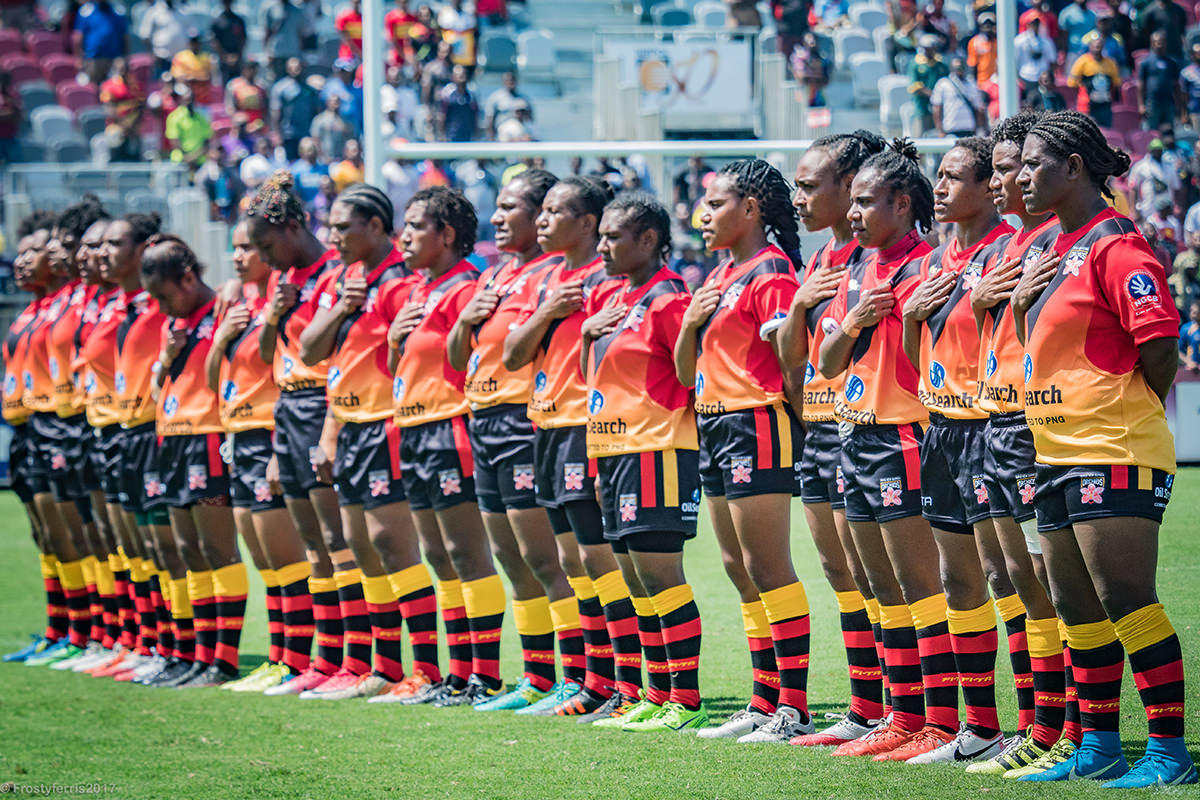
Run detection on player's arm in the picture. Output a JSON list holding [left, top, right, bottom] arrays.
[[152, 325, 187, 398], [311, 406, 342, 485], [502, 279, 583, 371], [259, 281, 299, 365], [819, 286, 894, 378], [1141, 336, 1180, 405], [672, 282, 720, 386], [447, 285, 500, 371], [206, 305, 250, 393], [900, 270, 955, 368], [1011, 251, 1061, 344], [300, 276, 365, 366]]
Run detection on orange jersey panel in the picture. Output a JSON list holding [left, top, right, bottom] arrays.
[[916, 222, 1013, 419], [3, 298, 45, 424], [977, 218, 1060, 415], [464, 252, 563, 410], [1024, 209, 1179, 471], [45, 281, 90, 416], [158, 298, 222, 436], [219, 291, 278, 432], [24, 284, 75, 414], [114, 290, 167, 428], [801, 239, 866, 422], [694, 245, 799, 415], [270, 250, 342, 392], [76, 289, 123, 428], [585, 269, 697, 458]]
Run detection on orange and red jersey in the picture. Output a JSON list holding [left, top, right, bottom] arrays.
[[463, 252, 563, 411], [978, 217, 1061, 415], [916, 221, 1014, 420], [1024, 208, 1179, 471], [75, 287, 122, 427], [218, 286, 278, 433], [801, 239, 866, 423], [270, 250, 342, 393], [516, 257, 623, 429], [158, 298, 222, 437], [393, 260, 480, 427], [114, 289, 168, 428], [315, 248, 414, 424], [828, 230, 933, 426], [693, 245, 799, 415], [24, 282, 76, 415], [585, 268, 697, 458], [3, 297, 45, 424], [45, 281, 91, 417]]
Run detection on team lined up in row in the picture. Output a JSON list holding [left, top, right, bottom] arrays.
[[3, 107, 1191, 787]]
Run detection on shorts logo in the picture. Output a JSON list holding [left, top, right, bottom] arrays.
[[681, 488, 701, 514], [83, 372, 96, 394], [804, 362, 815, 385], [513, 465, 535, 491], [844, 374, 865, 403], [1062, 245, 1088, 277], [467, 352, 480, 376], [1125, 271, 1161, 316], [4, 373, 15, 394], [439, 469, 462, 496], [1080, 475, 1105, 505], [163, 395, 179, 417], [50, 451, 66, 471], [880, 477, 903, 507], [1023, 353, 1033, 383], [221, 380, 238, 402], [972, 475, 989, 504], [534, 370, 547, 393], [368, 469, 390, 498], [564, 463, 584, 492], [48, 356, 59, 380], [835, 465, 845, 494], [695, 372, 705, 397], [731, 456, 753, 485], [282, 356, 294, 378], [619, 493, 638, 522], [928, 361, 946, 390], [986, 350, 997, 378], [392, 376, 405, 401], [820, 317, 838, 335], [114, 371, 126, 394], [327, 366, 343, 389], [588, 389, 605, 415], [254, 480, 273, 503], [1017, 473, 1036, 505], [144, 472, 165, 498], [188, 465, 208, 491]]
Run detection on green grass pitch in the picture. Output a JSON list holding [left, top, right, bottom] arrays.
[[2, 471, 1199, 799]]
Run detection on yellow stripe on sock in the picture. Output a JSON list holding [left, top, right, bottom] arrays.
[[436, 579, 464, 609], [1026, 616, 1064, 658], [1114, 603, 1176, 655], [106, 552, 124, 575], [879, 603, 913, 630], [276, 561, 310, 588], [308, 576, 337, 595], [333, 568, 364, 591], [947, 599, 997, 635], [462, 575, 506, 617], [740, 599, 771, 639], [169, 577, 193, 618], [774, 405, 793, 466], [213, 563, 249, 597], [361, 574, 396, 606], [909, 593, 948, 631], [593, 569, 631, 607], [57, 559, 87, 592], [650, 584, 694, 617], [835, 590, 867, 615], [1064, 618, 1118, 651], [631, 596, 655, 617], [760, 581, 809, 624], [513, 596, 554, 636], [994, 593, 1027, 623], [864, 597, 881, 626], [94, 561, 116, 596], [566, 575, 597, 601], [388, 563, 433, 599], [662, 450, 679, 507], [187, 570, 215, 602], [80, 555, 98, 588], [260, 568, 280, 588], [39, 553, 59, 579], [549, 596, 582, 632]]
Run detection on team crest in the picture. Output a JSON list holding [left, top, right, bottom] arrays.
[[986, 350, 998, 377], [365, 287, 379, 313], [197, 317, 215, 340], [144, 472, 165, 498], [848, 278, 860, 291], [439, 469, 462, 496], [623, 306, 645, 332], [1062, 246, 1088, 277], [254, 480, 273, 503], [534, 371, 548, 393], [187, 465, 207, 491], [4, 373, 15, 394], [972, 475, 989, 504], [1017, 473, 1036, 505], [564, 463, 585, 492], [1079, 474, 1105, 505], [513, 465, 535, 491], [720, 284, 744, 310], [424, 291, 444, 314], [1023, 353, 1033, 383], [368, 469, 390, 498], [695, 372, 705, 397], [619, 493, 638, 522], [880, 476, 903, 507], [821, 317, 838, 335], [281, 356, 295, 378], [163, 395, 179, 417], [731, 456, 753, 485], [962, 265, 982, 291]]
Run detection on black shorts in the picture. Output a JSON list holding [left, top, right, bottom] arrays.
[[119, 422, 165, 514], [983, 412, 1037, 524], [399, 415, 476, 512], [333, 417, 406, 510], [274, 389, 327, 499], [841, 422, 924, 524], [30, 411, 89, 502], [698, 404, 802, 500], [534, 426, 596, 509], [799, 420, 845, 509], [230, 428, 287, 512], [919, 415, 990, 535], [468, 404, 538, 514], [8, 423, 35, 503], [1034, 464, 1173, 533], [94, 425, 125, 504], [597, 448, 700, 542], [159, 433, 231, 507], [79, 425, 101, 493]]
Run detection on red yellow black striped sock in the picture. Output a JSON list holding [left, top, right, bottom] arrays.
[[58, 558, 90, 648], [741, 599, 779, 715], [912, 593, 958, 733], [567, 575, 614, 698], [595, 570, 642, 699], [213, 563, 248, 674], [116, 552, 137, 649], [513, 596, 556, 691], [168, 577, 195, 662], [362, 574, 406, 682], [880, 602, 923, 732], [81, 556, 104, 644], [40, 554, 69, 642], [865, 597, 891, 714], [947, 599, 1000, 738], [100, 555, 121, 649], [550, 596, 586, 685], [334, 569, 371, 676], [652, 584, 701, 710], [308, 577, 343, 675], [462, 574, 505, 690], [1115, 603, 1185, 738], [1064, 619, 1123, 734], [761, 582, 811, 715], [390, 564, 440, 682], [261, 569, 284, 664], [634, 596, 671, 705], [151, 572, 174, 657], [188, 569, 217, 665], [1062, 633, 1082, 744], [1026, 616, 1067, 748], [836, 590, 884, 724], [277, 562, 314, 674], [996, 593, 1034, 732], [436, 579, 471, 689], [131, 559, 156, 655]]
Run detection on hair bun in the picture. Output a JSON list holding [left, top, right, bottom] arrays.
[[889, 137, 920, 163]]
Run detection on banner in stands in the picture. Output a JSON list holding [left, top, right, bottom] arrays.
[[603, 38, 753, 121]]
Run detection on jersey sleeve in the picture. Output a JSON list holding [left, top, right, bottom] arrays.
[[1096, 235, 1181, 344], [651, 293, 689, 358], [751, 272, 800, 340]]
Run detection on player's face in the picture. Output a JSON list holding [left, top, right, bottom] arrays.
[[46, 229, 75, 279], [793, 148, 849, 232], [597, 208, 653, 277], [400, 201, 449, 272], [249, 220, 295, 271], [699, 175, 753, 252], [328, 201, 375, 266], [143, 272, 196, 319], [990, 141, 1024, 216], [13, 234, 41, 290], [78, 221, 108, 285], [848, 168, 904, 249], [491, 182, 538, 254], [1018, 135, 1069, 216], [231, 223, 269, 284], [101, 220, 137, 283], [536, 184, 589, 253], [933, 147, 990, 224]]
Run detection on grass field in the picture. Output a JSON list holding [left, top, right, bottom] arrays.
[[3, 472, 1200, 799]]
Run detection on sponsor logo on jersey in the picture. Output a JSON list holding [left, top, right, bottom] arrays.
[[392, 376, 405, 401], [695, 372, 705, 397], [221, 380, 238, 402], [804, 362, 815, 385], [1125, 270, 1162, 316], [368, 469, 390, 497], [972, 475, 989, 504], [327, 366, 343, 389], [1023, 353, 1033, 383], [4, 373, 16, 394], [513, 465, 534, 491], [467, 352, 480, 376], [928, 361, 946, 390], [1080, 473, 1105, 505], [1017, 473, 1036, 505], [83, 371, 96, 394], [187, 465, 207, 491], [986, 349, 998, 378], [835, 465, 845, 494], [588, 389, 604, 415], [731, 456, 753, 485], [844, 374, 865, 403], [820, 317, 838, 335], [564, 463, 584, 492], [163, 395, 179, 417], [48, 357, 59, 380], [22, 370, 32, 391], [144, 472, 165, 498], [681, 488, 701, 515], [281, 356, 295, 378], [534, 370, 547, 393]]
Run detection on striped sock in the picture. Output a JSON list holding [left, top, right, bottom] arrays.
[[880, 602, 924, 732], [567, 575, 614, 698], [113, 553, 136, 649], [168, 577, 195, 662], [132, 561, 156, 655], [651, 584, 702, 710], [362, 574, 405, 682], [947, 599, 1000, 738], [997, 593, 1034, 732], [100, 555, 122, 649], [1064, 619, 1123, 735], [82, 556, 103, 644], [151, 573, 173, 657], [308, 577, 343, 675], [836, 590, 884, 724], [40, 554, 69, 642], [761, 581, 811, 715], [188, 569, 217, 665], [594, 570, 642, 699], [1115, 604, 1185, 738], [277, 562, 314, 674], [261, 569, 284, 664], [462, 574, 506, 690], [1025, 616, 1067, 748], [633, 595, 671, 706], [865, 597, 891, 714], [550, 596, 586, 685], [389, 564, 440, 682], [513, 596, 556, 691], [334, 569, 371, 676], [57, 558, 90, 648], [1062, 634, 1082, 744], [741, 599, 779, 715], [436, 579, 471, 689], [213, 562, 248, 674], [911, 593, 958, 733]]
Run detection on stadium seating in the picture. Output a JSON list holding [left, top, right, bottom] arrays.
[[478, 33, 518, 73], [90, 132, 112, 165], [25, 30, 66, 60], [30, 105, 75, 142], [1100, 127, 1127, 150], [126, 188, 170, 218], [849, 4, 888, 33], [693, 2, 727, 28], [47, 136, 89, 163], [516, 30, 557, 85], [0, 28, 22, 56], [849, 52, 886, 106], [77, 107, 108, 142], [833, 27, 873, 69], [1, 53, 41, 86], [878, 73, 911, 132], [56, 82, 100, 113], [652, 5, 691, 27], [128, 53, 155, 88], [872, 26, 892, 61], [1127, 128, 1159, 154], [41, 53, 78, 87], [17, 81, 56, 116]]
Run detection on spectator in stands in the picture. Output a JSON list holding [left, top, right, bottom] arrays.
[[1136, 0, 1187, 59], [140, 0, 189, 77], [171, 32, 216, 104], [323, 58, 364, 133], [381, 64, 420, 140], [771, 0, 811, 62], [907, 35, 948, 135], [239, 137, 281, 191], [1131, 137, 1182, 218], [263, 0, 306, 81], [669, 238, 707, 290], [290, 137, 328, 204], [436, 64, 479, 142], [410, 5, 442, 63], [383, 157, 419, 227], [311, 174, 338, 234], [888, 0, 920, 72], [790, 31, 831, 106], [1069, 33, 1121, 126], [1171, 244, 1200, 317], [673, 155, 711, 227], [1103, 0, 1133, 53], [931, 56, 986, 137], [725, 0, 763, 29], [1082, 11, 1129, 73], [421, 40, 455, 106], [336, 0, 364, 61], [99, 57, 144, 162], [476, 0, 507, 27], [1019, 0, 1059, 42], [967, 13, 997, 84], [1139, 31, 1185, 130], [299, 0, 322, 53], [1026, 68, 1068, 111], [164, 85, 211, 168], [1149, 195, 1184, 253], [496, 102, 534, 142], [1058, 0, 1096, 65], [1014, 15, 1057, 95], [0, 68, 18, 165], [211, 0, 247, 86], [386, 0, 419, 66], [1180, 299, 1200, 371], [311, 95, 354, 162], [484, 71, 531, 140], [330, 138, 366, 191], [1180, 44, 1200, 132], [271, 58, 322, 161], [226, 59, 268, 130], [74, 0, 127, 86], [1184, 192, 1200, 238], [917, 0, 957, 55], [195, 140, 243, 222], [439, 0, 476, 68], [219, 112, 259, 162], [1143, 221, 1174, 268]]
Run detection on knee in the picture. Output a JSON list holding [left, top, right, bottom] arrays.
[[557, 546, 584, 578], [526, 551, 566, 589]]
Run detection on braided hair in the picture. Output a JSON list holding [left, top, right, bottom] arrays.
[[509, 168, 558, 214], [407, 186, 477, 258], [603, 192, 672, 263], [246, 170, 307, 228], [558, 176, 614, 234], [948, 136, 995, 183], [717, 158, 803, 271], [17, 210, 59, 238], [338, 183, 397, 236], [810, 129, 888, 180], [123, 212, 163, 246], [860, 138, 935, 235], [1026, 110, 1131, 200], [141, 233, 205, 283], [56, 194, 110, 240], [991, 110, 1043, 150]]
